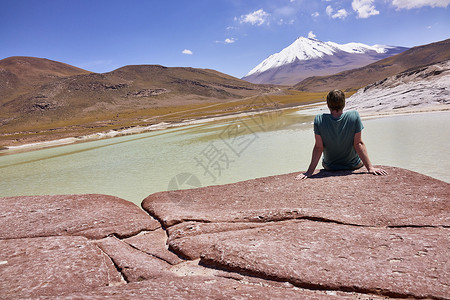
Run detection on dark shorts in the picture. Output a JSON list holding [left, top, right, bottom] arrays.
[[322, 161, 364, 171]]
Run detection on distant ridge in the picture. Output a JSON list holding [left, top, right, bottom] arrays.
[[242, 37, 407, 85], [0, 56, 91, 106], [0, 56, 269, 141], [0, 56, 91, 79], [293, 38, 450, 92]]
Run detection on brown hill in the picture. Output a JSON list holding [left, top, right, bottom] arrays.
[[1, 63, 267, 120], [0, 56, 91, 105], [293, 38, 450, 92], [106, 64, 262, 98], [0, 57, 276, 145], [0, 56, 90, 79]]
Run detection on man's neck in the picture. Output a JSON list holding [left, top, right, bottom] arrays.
[[330, 110, 343, 118]]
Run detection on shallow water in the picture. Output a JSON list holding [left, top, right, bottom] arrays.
[[0, 110, 448, 207]]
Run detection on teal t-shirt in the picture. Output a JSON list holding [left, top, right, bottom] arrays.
[[313, 110, 364, 170]]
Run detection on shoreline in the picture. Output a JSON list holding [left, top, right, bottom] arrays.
[[0, 102, 322, 154], [1, 103, 449, 155]]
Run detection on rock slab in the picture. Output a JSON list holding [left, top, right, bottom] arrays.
[[95, 236, 171, 282], [0, 194, 160, 239], [143, 166, 449, 227], [200, 220, 450, 299], [143, 166, 450, 299], [0, 235, 122, 298], [1, 166, 449, 299]]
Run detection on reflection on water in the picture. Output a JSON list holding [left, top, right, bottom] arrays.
[[0, 110, 448, 207]]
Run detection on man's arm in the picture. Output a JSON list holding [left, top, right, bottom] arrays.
[[295, 134, 323, 180], [353, 131, 388, 176]]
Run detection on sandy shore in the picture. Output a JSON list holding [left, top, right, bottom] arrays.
[[1, 102, 449, 155], [0, 102, 321, 154]]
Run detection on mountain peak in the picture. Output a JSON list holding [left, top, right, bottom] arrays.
[[243, 37, 408, 85], [245, 37, 333, 76], [245, 37, 400, 77]]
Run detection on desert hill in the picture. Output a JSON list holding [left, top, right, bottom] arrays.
[[0, 57, 280, 146], [106, 64, 262, 98], [294, 38, 450, 92], [0, 56, 90, 80], [0, 62, 268, 122], [0, 58, 265, 114], [0, 56, 91, 106]]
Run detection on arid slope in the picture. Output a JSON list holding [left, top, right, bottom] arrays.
[[1, 57, 325, 147], [294, 38, 450, 92], [0, 56, 91, 105]]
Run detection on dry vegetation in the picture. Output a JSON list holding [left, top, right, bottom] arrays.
[[0, 82, 326, 147]]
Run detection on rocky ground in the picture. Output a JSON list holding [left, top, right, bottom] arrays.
[[1, 166, 449, 299]]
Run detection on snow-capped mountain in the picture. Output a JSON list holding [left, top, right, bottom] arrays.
[[242, 37, 408, 85]]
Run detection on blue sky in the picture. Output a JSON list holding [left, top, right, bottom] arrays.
[[1, 0, 449, 78]]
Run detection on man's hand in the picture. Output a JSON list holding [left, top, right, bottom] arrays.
[[295, 172, 312, 180], [368, 167, 388, 176]]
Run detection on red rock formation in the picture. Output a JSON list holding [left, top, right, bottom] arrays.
[[143, 166, 449, 227], [0, 166, 448, 298], [0, 194, 160, 239], [143, 166, 450, 299]]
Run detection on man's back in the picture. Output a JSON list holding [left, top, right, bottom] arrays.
[[314, 110, 363, 170]]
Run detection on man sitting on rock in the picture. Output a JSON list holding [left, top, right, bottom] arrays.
[[296, 89, 387, 180]]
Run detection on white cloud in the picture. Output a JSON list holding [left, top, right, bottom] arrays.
[[308, 31, 317, 39], [182, 49, 193, 55], [326, 5, 334, 16], [311, 11, 320, 17], [239, 9, 270, 26], [334, 8, 349, 19], [215, 38, 237, 44], [392, 0, 450, 9], [352, 0, 380, 18], [278, 18, 295, 25], [327, 6, 349, 19]]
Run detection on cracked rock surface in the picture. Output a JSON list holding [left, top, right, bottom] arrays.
[[1, 166, 449, 299], [200, 220, 449, 299], [0, 194, 160, 239], [143, 166, 449, 227], [144, 166, 450, 299]]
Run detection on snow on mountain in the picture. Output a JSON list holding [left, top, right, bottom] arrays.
[[246, 37, 395, 76], [242, 37, 408, 85]]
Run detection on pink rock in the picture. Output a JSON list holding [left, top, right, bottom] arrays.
[[141, 166, 449, 298], [45, 274, 381, 299], [167, 221, 268, 259], [95, 236, 171, 282], [200, 220, 450, 299], [142, 166, 449, 227], [123, 228, 183, 265], [0, 194, 160, 239], [0, 235, 123, 298], [1, 166, 448, 299]]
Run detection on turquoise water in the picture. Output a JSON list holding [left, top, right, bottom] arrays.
[[0, 110, 449, 206]]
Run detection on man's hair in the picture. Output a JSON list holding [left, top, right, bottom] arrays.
[[327, 90, 345, 111]]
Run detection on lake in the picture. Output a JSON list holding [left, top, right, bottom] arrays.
[[0, 109, 449, 207]]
